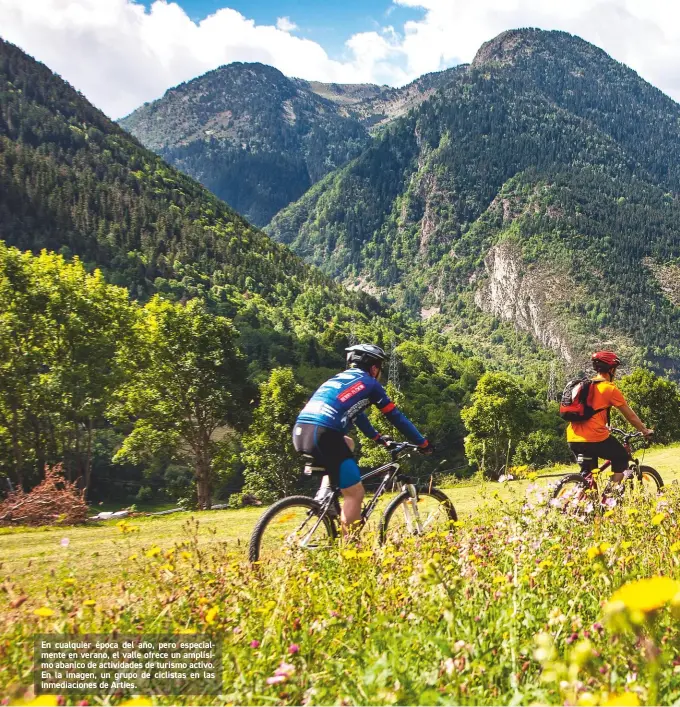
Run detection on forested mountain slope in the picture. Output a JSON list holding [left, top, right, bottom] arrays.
[[0, 37, 496, 500], [268, 29, 680, 374], [120, 63, 458, 226], [0, 37, 403, 369]]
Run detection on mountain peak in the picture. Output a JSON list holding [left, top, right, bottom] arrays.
[[472, 28, 582, 67]]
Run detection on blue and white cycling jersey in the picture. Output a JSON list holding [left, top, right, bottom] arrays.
[[295, 368, 426, 445]]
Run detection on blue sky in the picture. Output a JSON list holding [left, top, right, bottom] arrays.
[[138, 0, 424, 59], [2, 0, 680, 119]]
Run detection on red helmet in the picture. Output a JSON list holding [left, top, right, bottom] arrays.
[[591, 351, 621, 371]]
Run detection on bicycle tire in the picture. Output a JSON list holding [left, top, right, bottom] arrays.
[[551, 474, 593, 513], [637, 465, 664, 492], [248, 495, 337, 563], [378, 487, 457, 544]]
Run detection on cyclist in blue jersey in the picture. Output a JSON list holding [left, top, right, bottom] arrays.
[[293, 343, 432, 533]]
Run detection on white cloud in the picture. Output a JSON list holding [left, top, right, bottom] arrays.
[[0, 0, 679, 120], [275, 16, 297, 32]]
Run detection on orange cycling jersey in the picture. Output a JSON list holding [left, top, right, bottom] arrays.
[[566, 377, 626, 443]]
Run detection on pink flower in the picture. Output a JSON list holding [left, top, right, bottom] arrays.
[[267, 660, 295, 686], [288, 643, 300, 655], [250, 640, 261, 648], [60, 538, 70, 548]]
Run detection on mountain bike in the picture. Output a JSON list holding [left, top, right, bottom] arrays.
[[248, 442, 457, 562], [551, 428, 663, 513]]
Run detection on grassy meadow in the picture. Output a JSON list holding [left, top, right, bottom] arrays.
[[2, 446, 680, 705]]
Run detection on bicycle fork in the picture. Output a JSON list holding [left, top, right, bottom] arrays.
[[400, 483, 424, 534]]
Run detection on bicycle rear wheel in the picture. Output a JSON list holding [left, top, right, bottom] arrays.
[[249, 495, 337, 563], [551, 474, 596, 515], [379, 488, 457, 544]]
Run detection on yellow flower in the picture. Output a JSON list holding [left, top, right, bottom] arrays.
[[670, 541, 680, 553], [538, 560, 553, 569], [342, 549, 358, 559], [119, 699, 154, 706], [181, 551, 192, 560], [33, 607, 54, 618], [599, 542, 612, 553], [587, 546, 602, 560], [652, 512, 666, 526], [146, 545, 161, 558], [602, 692, 641, 706], [83, 600, 96, 607], [607, 576, 680, 614], [159, 563, 174, 572], [576, 693, 598, 706], [492, 574, 507, 584], [621, 541, 632, 550], [205, 606, 219, 624], [129, 554, 138, 561], [63, 578, 76, 585], [21, 697, 61, 706], [357, 551, 372, 559]]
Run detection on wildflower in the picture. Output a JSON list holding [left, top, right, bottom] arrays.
[[288, 643, 300, 655], [621, 541, 632, 550], [145, 546, 161, 558], [250, 640, 260, 649], [606, 576, 680, 615], [63, 578, 76, 585], [652, 513, 666, 526], [119, 699, 153, 706], [266, 660, 295, 685], [60, 538, 70, 548], [83, 600, 96, 607], [670, 541, 680, 553], [602, 693, 641, 706], [205, 606, 219, 624], [33, 607, 54, 618], [342, 549, 357, 559]]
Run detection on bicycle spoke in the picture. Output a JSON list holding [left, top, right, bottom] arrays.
[[256, 503, 334, 563], [385, 493, 453, 541]]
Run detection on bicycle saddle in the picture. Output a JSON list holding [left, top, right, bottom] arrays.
[[301, 453, 326, 475]]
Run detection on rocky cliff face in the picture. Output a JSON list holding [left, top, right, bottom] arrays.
[[474, 242, 575, 363]]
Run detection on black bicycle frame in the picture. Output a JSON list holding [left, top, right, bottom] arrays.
[[359, 461, 402, 522]]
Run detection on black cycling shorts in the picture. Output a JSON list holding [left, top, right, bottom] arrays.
[[292, 423, 361, 488], [568, 436, 629, 473]]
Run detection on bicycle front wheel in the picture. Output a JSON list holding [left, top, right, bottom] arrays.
[[634, 465, 664, 497], [249, 495, 337, 563], [379, 488, 457, 545]]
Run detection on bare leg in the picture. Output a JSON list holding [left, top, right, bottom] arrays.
[[340, 482, 364, 536], [344, 436, 355, 453]]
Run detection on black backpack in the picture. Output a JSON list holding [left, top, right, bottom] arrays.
[[559, 378, 608, 422]]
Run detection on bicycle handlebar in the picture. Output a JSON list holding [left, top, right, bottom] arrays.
[[609, 427, 651, 444], [385, 441, 424, 458]]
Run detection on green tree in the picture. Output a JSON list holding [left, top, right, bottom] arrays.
[[113, 296, 251, 509], [0, 244, 135, 491], [241, 368, 306, 503], [617, 368, 680, 444], [461, 372, 531, 479]]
